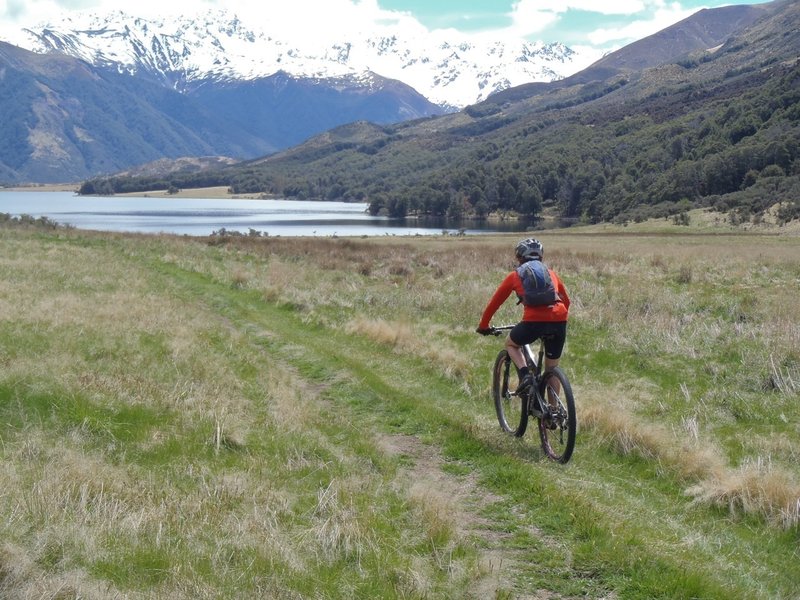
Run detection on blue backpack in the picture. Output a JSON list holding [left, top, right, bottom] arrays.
[[516, 260, 559, 306]]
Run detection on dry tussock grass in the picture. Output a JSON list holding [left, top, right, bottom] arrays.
[[580, 399, 727, 482], [558, 234, 799, 366], [0, 437, 136, 598], [210, 235, 800, 530], [0, 545, 111, 600], [3, 426, 310, 594], [263, 366, 318, 433], [345, 316, 472, 381], [522, 236, 800, 530], [0, 235, 325, 593], [345, 315, 414, 346], [686, 458, 800, 529], [211, 235, 508, 325], [71, 289, 254, 438], [186, 469, 305, 573], [309, 479, 376, 564], [4, 228, 798, 595], [1, 235, 221, 391], [1, 231, 499, 595], [582, 393, 800, 529], [23, 450, 135, 531], [230, 236, 500, 274]]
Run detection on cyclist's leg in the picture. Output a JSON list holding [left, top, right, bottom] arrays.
[[504, 335, 527, 371], [543, 358, 561, 404], [541, 322, 568, 397], [544, 357, 560, 370], [508, 322, 547, 395], [507, 322, 543, 370]]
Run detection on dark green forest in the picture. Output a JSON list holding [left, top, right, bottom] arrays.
[[79, 16, 800, 226]]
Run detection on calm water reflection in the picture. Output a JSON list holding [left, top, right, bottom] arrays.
[[1, 191, 531, 237]]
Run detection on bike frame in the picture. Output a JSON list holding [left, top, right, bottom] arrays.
[[523, 342, 543, 379]]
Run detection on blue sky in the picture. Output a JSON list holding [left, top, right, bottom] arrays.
[[1, 0, 774, 52], [376, 0, 772, 47]]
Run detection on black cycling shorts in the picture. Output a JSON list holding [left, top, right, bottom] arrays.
[[509, 321, 568, 360]]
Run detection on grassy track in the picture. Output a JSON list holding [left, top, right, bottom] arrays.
[[1, 223, 798, 598]]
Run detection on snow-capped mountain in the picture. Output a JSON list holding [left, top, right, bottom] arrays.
[[3, 8, 596, 108]]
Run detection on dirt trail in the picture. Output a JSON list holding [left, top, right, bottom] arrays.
[[378, 433, 562, 599]]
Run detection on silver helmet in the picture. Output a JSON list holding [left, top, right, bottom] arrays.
[[515, 238, 543, 262]]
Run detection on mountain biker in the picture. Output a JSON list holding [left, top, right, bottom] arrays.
[[476, 238, 570, 392]]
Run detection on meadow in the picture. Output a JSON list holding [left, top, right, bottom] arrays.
[[1, 217, 798, 598]]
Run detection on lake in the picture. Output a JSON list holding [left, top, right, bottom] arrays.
[[0, 191, 531, 237]]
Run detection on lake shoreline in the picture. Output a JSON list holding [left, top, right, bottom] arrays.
[[4, 185, 798, 235], [0, 190, 519, 237], [2, 184, 262, 200]]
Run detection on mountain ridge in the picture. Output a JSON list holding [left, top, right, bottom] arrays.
[[483, 3, 772, 107], [0, 38, 444, 184], [5, 8, 590, 109], [0, 6, 592, 184]]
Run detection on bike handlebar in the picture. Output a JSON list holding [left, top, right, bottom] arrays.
[[477, 325, 514, 336]]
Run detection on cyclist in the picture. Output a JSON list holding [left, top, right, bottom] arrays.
[[476, 238, 570, 392]]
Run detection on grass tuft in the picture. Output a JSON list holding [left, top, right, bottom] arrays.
[[309, 480, 376, 564], [346, 316, 472, 381], [686, 457, 800, 529], [581, 400, 727, 481]]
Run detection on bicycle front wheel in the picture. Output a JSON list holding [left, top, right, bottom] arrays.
[[492, 350, 528, 437], [537, 367, 576, 463]]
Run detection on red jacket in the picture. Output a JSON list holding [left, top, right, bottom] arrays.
[[479, 266, 570, 329]]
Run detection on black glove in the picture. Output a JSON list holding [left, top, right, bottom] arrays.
[[476, 327, 494, 336]]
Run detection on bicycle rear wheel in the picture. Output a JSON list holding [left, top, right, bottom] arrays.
[[492, 350, 528, 437], [537, 367, 576, 463]]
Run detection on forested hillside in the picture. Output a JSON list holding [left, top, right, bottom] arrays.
[[79, 0, 800, 225]]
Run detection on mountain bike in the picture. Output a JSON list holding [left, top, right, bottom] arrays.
[[488, 325, 576, 464]]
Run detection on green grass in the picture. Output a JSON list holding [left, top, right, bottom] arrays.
[[1, 224, 798, 598]]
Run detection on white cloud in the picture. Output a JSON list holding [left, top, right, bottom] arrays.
[[512, 0, 648, 15], [0, 0, 434, 46], [504, 0, 656, 39], [0, 0, 733, 52], [587, 3, 696, 45], [499, 0, 703, 48], [2, 0, 411, 26], [506, 2, 561, 37]]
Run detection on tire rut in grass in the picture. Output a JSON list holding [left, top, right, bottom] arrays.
[[377, 433, 535, 598]]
